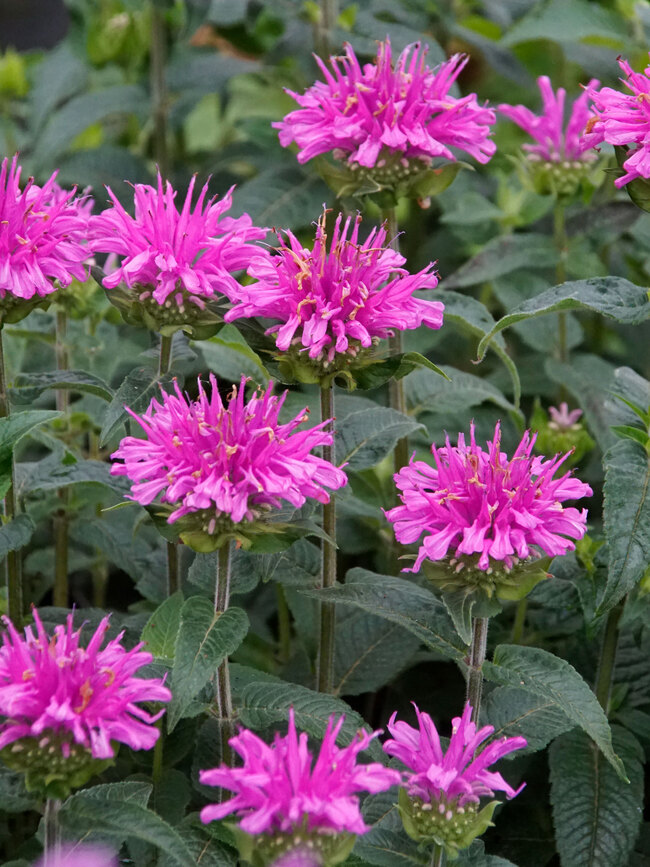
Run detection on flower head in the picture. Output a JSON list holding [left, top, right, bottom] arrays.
[[386, 422, 592, 577], [111, 375, 347, 543], [548, 402, 583, 431], [275, 39, 495, 185], [0, 156, 89, 310], [225, 212, 442, 381], [90, 172, 266, 330], [200, 709, 401, 839], [33, 844, 118, 867], [0, 609, 170, 793]]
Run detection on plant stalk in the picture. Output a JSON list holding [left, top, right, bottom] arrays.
[[43, 797, 61, 867], [466, 617, 489, 722], [276, 583, 292, 663], [158, 334, 179, 596], [0, 326, 22, 625], [152, 721, 164, 788], [215, 542, 234, 766], [317, 383, 337, 694], [594, 601, 624, 713], [150, 3, 169, 178], [314, 0, 339, 56], [53, 309, 70, 608], [431, 844, 445, 867], [511, 598, 528, 645], [553, 200, 569, 364]]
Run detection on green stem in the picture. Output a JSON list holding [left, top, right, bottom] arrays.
[[511, 598, 528, 645], [594, 601, 624, 713], [159, 334, 179, 597], [0, 327, 21, 625], [276, 583, 291, 663], [152, 722, 164, 787], [150, 3, 169, 177], [317, 383, 337, 694], [466, 617, 489, 722], [553, 201, 569, 364], [43, 797, 61, 867], [215, 543, 234, 766], [314, 0, 339, 56], [158, 333, 172, 377], [430, 844, 445, 867]]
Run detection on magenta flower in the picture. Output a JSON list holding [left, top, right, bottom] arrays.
[[384, 703, 526, 806], [386, 422, 592, 574], [548, 402, 583, 431], [199, 709, 401, 836], [225, 212, 442, 369], [275, 39, 496, 169], [90, 172, 266, 309], [499, 76, 599, 163], [33, 844, 118, 867], [0, 156, 89, 304], [111, 375, 347, 530], [584, 56, 650, 187], [0, 610, 171, 760]]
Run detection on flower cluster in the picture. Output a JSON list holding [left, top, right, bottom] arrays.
[[0, 156, 89, 316], [275, 39, 495, 191], [386, 422, 592, 580], [225, 211, 442, 381], [33, 844, 118, 867], [111, 375, 347, 544]]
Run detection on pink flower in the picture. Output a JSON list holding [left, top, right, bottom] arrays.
[[225, 212, 442, 365], [499, 76, 599, 163], [90, 172, 267, 308], [111, 375, 347, 526], [275, 39, 496, 168], [0, 156, 89, 302], [199, 709, 401, 835], [33, 844, 118, 867], [0, 610, 171, 760], [386, 422, 592, 573], [585, 56, 650, 186], [383, 703, 526, 806], [548, 402, 583, 431]]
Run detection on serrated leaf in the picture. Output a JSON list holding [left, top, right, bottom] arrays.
[[484, 645, 625, 778], [0, 514, 34, 559], [18, 455, 129, 497], [442, 233, 558, 290], [598, 440, 650, 614], [169, 599, 249, 731], [550, 727, 644, 867], [303, 569, 466, 660], [482, 686, 573, 753], [239, 681, 383, 760], [502, 0, 626, 46], [354, 827, 427, 867], [406, 366, 515, 418], [10, 370, 113, 403], [335, 407, 422, 470], [187, 549, 260, 597], [200, 324, 269, 385], [158, 818, 237, 867], [100, 367, 175, 448], [611, 425, 650, 449], [477, 278, 650, 361], [141, 592, 184, 660], [0, 410, 61, 498]]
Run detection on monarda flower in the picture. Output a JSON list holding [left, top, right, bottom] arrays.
[[111, 375, 348, 551], [0, 156, 89, 323], [384, 703, 526, 858], [386, 422, 592, 599], [199, 709, 401, 867], [33, 844, 118, 867], [90, 172, 267, 337], [530, 402, 594, 468], [274, 39, 495, 200], [225, 211, 442, 385], [0, 610, 171, 797], [499, 76, 599, 197]]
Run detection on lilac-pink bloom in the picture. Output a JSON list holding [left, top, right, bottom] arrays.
[[33, 844, 118, 867], [384, 703, 526, 806], [548, 402, 583, 430], [499, 76, 599, 162], [0, 156, 89, 302], [90, 172, 267, 307], [199, 709, 401, 835], [275, 39, 496, 168], [386, 422, 592, 573], [0, 610, 171, 760], [225, 212, 442, 364], [111, 375, 347, 526]]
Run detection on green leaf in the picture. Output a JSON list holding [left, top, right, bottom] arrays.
[[611, 425, 650, 450], [19, 456, 129, 497], [0, 765, 38, 813], [100, 367, 175, 448], [232, 164, 330, 228], [0, 410, 61, 498], [484, 645, 626, 779], [239, 681, 384, 760], [482, 686, 573, 753], [188, 549, 260, 597], [158, 818, 237, 867], [352, 352, 449, 391], [598, 440, 650, 614], [59, 782, 195, 866], [169, 599, 249, 731], [302, 569, 466, 661], [10, 370, 114, 403], [550, 727, 644, 867], [0, 514, 34, 559], [502, 0, 626, 46], [477, 278, 650, 362], [406, 365, 516, 418], [335, 407, 423, 470], [200, 324, 270, 385], [141, 592, 184, 660], [442, 233, 558, 290]]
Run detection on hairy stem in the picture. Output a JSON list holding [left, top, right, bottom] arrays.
[[150, 3, 169, 177], [43, 798, 61, 867], [0, 327, 21, 625], [511, 598, 528, 645], [594, 601, 624, 713], [466, 617, 489, 722], [314, 0, 339, 56], [553, 201, 569, 364], [431, 844, 445, 867], [215, 542, 234, 766], [317, 383, 337, 694], [158, 333, 173, 377]]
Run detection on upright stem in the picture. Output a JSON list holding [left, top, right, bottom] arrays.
[[511, 598, 528, 645], [0, 327, 22, 625], [158, 333, 172, 377], [150, 3, 169, 177], [159, 334, 179, 596], [466, 617, 489, 722], [431, 844, 445, 867], [314, 0, 339, 56], [553, 200, 569, 364], [215, 543, 233, 766], [43, 797, 61, 867], [53, 310, 69, 608], [594, 601, 624, 712], [317, 383, 337, 694], [276, 583, 292, 664], [152, 721, 164, 787]]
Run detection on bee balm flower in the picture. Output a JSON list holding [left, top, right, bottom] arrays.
[[199, 709, 401, 867]]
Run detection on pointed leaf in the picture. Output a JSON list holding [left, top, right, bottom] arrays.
[[141, 592, 184, 660], [100, 367, 176, 448], [0, 514, 35, 559], [442, 233, 558, 290], [335, 408, 423, 470], [482, 686, 573, 753], [11, 370, 113, 403], [0, 410, 61, 498]]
